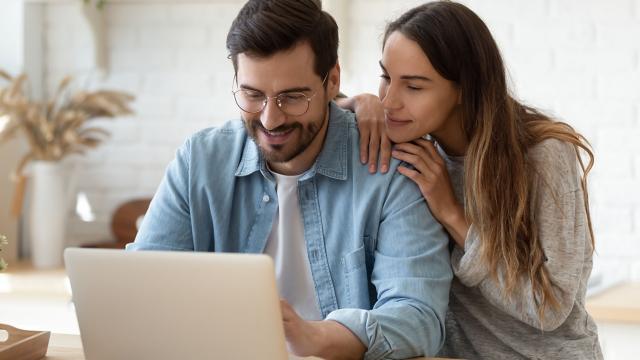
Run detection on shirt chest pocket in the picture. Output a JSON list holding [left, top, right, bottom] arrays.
[[342, 244, 371, 309]]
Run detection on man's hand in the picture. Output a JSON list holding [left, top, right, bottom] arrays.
[[281, 300, 366, 360], [281, 299, 322, 357]]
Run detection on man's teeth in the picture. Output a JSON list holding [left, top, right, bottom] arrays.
[[267, 130, 289, 136]]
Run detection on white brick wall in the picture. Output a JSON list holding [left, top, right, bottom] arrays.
[[42, 1, 640, 283], [41, 1, 242, 247]]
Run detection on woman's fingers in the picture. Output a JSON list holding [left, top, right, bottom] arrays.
[[367, 129, 380, 173], [414, 138, 445, 165], [379, 134, 392, 173], [393, 143, 436, 170], [350, 93, 388, 172], [397, 165, 421, 182], [359, 127, 370, 165], [395, 142, 436, 162], [397, 166, 432, 195], [392, 149, 437, 182]]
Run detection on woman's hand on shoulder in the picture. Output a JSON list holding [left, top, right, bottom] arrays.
[[335, 93, 392, 174], [392, 139, 469, 246]]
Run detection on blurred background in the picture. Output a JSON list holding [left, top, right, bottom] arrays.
[[0, 0, 639, 358]]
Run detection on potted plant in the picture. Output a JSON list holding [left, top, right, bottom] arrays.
[[83, 0, 106, 9], [0, 70, 134, 268]]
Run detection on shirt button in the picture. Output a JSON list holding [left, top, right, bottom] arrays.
[[262, 194, 270, 202]]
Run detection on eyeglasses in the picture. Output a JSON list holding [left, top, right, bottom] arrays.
[[232, 74, 328, 116]]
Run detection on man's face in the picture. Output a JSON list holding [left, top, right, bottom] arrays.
[[236, 42, 330, 164]]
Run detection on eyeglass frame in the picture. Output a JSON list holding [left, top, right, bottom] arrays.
[[231, 73, 329, 116]]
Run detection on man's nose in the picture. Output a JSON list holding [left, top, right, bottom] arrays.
[[260, 97, 286, 131]]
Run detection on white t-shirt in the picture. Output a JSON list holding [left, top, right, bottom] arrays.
[[263, 171, 323, 321]]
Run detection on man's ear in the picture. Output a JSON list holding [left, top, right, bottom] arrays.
[[326, 62, 341, 100]]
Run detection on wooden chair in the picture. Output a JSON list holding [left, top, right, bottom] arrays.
[[82, 198, 151, 249]]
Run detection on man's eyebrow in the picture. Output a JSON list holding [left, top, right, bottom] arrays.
[[378, 61, 432, 81], [239, 84, 313, 93]]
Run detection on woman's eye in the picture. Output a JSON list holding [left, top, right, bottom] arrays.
[[407, 85, 422, 91], [379, 74, 390, 82]]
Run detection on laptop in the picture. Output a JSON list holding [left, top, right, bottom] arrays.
[[64, 248, 289, 360]]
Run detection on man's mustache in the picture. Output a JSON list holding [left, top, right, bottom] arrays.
[[250, 120, 302, 134]]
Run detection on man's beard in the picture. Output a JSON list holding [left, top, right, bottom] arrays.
[[244, 106, 328, 164]]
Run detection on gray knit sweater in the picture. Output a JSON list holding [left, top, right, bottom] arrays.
[[436, 139, 603, 360]]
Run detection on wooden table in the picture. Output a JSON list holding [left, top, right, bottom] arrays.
[[7, 263, 640, 359], [44, 333, 443, 359], [584, 282, 640, 359], [586, 282, 640, 323], [3, 263, 448, 360], [45, 334, 84, 360]]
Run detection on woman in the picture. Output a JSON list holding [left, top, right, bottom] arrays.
[[341, 1, 602, 359]]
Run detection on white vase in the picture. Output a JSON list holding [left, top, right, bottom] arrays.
[[29, 161, 76, 269]]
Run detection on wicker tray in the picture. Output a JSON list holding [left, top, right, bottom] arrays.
[[0, 323, 50, 360]]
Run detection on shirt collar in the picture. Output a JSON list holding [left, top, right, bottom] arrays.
[[234, 102, 349, 181]]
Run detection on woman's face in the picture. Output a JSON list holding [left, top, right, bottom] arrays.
[[379, 31, 461, 143]]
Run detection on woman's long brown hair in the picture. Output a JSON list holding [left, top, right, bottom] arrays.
[[384, 1, 595, 323]]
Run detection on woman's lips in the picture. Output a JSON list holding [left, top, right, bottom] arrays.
[[386, 116, 412, 128]]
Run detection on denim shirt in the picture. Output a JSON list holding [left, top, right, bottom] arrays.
[[127, 103, 453, 359]]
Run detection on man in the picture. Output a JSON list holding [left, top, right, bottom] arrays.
[[127, 0, 452, 359]]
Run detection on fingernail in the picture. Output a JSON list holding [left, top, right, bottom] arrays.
[[369, 164, 376, 173], [361, 156, 366, 164], [381, 165, 388, 173]]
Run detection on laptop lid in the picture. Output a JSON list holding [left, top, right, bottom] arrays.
[[64, 248, 288, 360]]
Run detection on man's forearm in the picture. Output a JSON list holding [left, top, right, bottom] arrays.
[[281, 300, 366, 359]]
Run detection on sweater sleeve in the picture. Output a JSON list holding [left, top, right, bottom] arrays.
[[451, 139, 591, 331]]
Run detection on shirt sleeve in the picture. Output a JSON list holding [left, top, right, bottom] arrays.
[[451, 145, 590, 331], [126, 137, 194, 252], [326, 170, 453, 359]]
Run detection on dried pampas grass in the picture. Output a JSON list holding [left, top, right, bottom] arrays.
[[0, 69, 135, 216]]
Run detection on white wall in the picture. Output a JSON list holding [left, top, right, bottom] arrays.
[[41, 1, 243, 245], [40, 0, 640, 282], [0, 0, 24, 75]]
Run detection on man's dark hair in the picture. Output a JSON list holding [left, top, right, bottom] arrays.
[[226, 0, 338, 81]]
